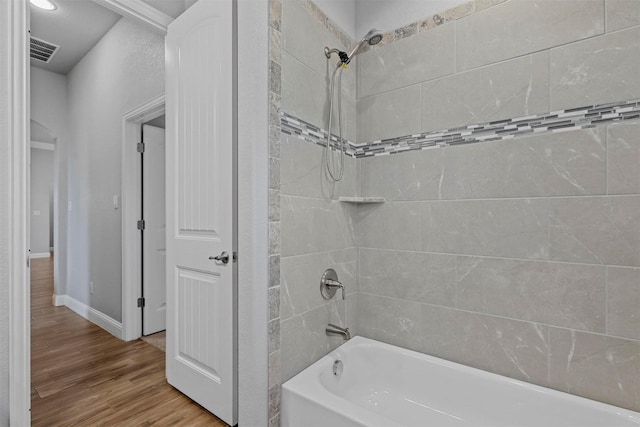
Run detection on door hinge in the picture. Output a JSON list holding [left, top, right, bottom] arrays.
[[137, 220, 145, 230], [137, 297, 145, 308], [137, 142, 145, 153], [233, 251, 238, 263]]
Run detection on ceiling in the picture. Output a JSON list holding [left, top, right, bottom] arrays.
[[29, 0, 188, 75]]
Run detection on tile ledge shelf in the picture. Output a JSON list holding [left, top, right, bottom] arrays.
[[339, 197, 386, 204], [280, 99, 640, 158]]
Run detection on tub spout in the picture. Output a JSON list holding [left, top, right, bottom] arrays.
[[326, 323, 351, 341]]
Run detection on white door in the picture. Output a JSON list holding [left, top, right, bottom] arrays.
[[142, 124, 166, 336], [165, 0, 236, 425]]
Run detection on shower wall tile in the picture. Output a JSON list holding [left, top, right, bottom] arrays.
[[357, 293, 422, 352], [280, 195, 355, 257], [456, 0, 604, 71], [355, 202, 421, 251], [360, 148, 443, 202], [456, 256, 606, 332], [550, 26, 640, 111], [549, 196, 640, 266], [357, 85, 421, 143], [359, 248, 456, 307], [357, 22, 455, 98], [282, 52, 357, 142], [607, 266, 640, 340], [441, 127, 606, 199], [420, 199, 549, 260], [282, 0, 348, 77], [281, 248, 357, 321], [421, 53, 549, 133], [607, 121, 640, 195], [280, 134, 358, 199], [420, 305, 550, 385], [606, 0, 640, 32], [281, 303, 346, 383], [549, 328, 640, 411]]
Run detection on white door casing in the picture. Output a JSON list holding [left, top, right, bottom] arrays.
[[165, 0, 237, 424], [142, 124, 166, 335]]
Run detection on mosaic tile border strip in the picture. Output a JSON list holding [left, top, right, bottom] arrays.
[[281, 99, 640, 158]]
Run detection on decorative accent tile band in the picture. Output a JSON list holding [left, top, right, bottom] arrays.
[[280, 99, 640, 158]]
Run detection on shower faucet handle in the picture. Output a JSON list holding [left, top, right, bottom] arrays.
[[320, 268, 345, 300]]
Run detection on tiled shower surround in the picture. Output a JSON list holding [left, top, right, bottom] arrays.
[[269, 0, 640, 421]]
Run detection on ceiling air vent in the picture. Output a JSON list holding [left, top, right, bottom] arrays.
[[30, 36, 59, 63]]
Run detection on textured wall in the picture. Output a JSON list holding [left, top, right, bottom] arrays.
[[66, 17, 164, 322], [355, 0, 640, 412]]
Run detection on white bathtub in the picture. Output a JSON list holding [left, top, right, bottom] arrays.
[[282, 336, 640, 427]]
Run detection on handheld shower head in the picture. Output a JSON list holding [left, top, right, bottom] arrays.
[[347, 28, 383, 60]]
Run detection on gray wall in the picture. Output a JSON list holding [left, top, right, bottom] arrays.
[[276, 0, 640, 415], [66, 17, 164, 322], [0, 1, 11, 421], [30, 148, 54, 254]]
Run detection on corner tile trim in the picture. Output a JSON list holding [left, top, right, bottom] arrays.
[[280, 99, 640, 158]]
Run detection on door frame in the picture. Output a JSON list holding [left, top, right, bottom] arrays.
[[8, 1, 270, 425], [121, 95, 165, 342]]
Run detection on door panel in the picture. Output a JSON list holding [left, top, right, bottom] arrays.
[[166, 0, 236, 424], [142, 124, 166, 335]]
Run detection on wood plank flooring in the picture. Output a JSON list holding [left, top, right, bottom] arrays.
[[31, 256, 228, 426]]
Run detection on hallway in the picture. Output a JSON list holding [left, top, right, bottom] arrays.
[[30, 256, 227, 426]]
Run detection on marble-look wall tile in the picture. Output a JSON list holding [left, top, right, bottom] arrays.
[[421, 305, 549, 385], [607, 121, 640, 195], [456, 0, 604, 71], [281, 52, 357, 142], [268, 318, 280, 354], [441, 127, 606, 199], [549, 196, 640, 266], [357, 293, 422, 352], [282, 0, 348, 77], [269, 189, 280, 222], [549, 328, 640, 411], [421, 199, 549, 260], [357, 85, 422, 143], [607, 266, 640, 340], [421, 53, 549, 133], [280, 196, 355, 257], [281, 248, 356, 321], [269, 286, 280, 321], [355, 202, 421, 251], [281, 303, 346, 382], [359, 248, 456, 307], [550, 26, 640, 111], [269, 350, 281, 389], [606, 0, 640, 32], [360, 148, 443, 202], [357, 23, 455, 98], [457, 257, 606, 332], [280, 134, 358, 199]]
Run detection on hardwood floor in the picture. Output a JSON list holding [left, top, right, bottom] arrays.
[[31, 256, 228, 426]]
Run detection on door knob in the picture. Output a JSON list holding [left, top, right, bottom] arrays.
[[209, 251, 230, 264]]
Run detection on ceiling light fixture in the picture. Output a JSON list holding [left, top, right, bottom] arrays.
[[30, 0, 57, 11]]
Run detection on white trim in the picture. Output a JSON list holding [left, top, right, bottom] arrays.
[[121, 95, 165, 342], [63, 295, 123, 339], [30, 140, 55, 151], [52, 293, 65, 307], [7, 0, 31, 423], [237, 1, 270, 425], [30, 252, 51, 259], [92, 0, 173, 34]]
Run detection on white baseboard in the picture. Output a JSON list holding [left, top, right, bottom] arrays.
[[61, 295, 123, 339], [52, 293, 65, 306], [31, 252, 50, 259]]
